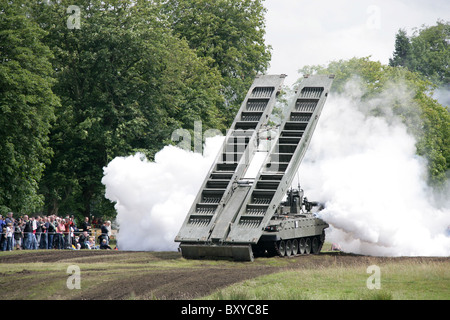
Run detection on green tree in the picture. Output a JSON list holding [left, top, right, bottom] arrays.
[[298, 57, 450, 186], [389, 20, 450, 86], [32, 0, 224, 218], [160, 0, 272, 123], [389, 29, 411, 68], [0, 1, 59, 214]]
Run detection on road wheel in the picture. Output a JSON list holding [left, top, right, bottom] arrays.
[[298, 238, 306, 254], [311, 236, 320, 254], [292, 239, 299, 255], [304, 237, 311, 255], [277, 240, 286, 257], [285, 240, 292, 256]]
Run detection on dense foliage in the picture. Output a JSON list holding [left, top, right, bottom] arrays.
[[32, 0, 228, 217], [158, 0, 271, 124], [0, 0, 271, 219], [0, 1, 59, 213], [389, 20, 449, 86]]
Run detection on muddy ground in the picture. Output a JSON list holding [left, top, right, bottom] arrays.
[[0, 250, 448, 300]]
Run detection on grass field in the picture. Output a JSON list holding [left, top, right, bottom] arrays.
[[0, 249, 448, 300], [206, 261, 449, 300]]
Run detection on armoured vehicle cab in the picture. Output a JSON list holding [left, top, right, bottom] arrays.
[[255, 188, 328, 257]]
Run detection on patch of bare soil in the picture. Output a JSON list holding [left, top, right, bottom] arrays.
[[0, 249, 129, 264], [76, 267, 275, 300]]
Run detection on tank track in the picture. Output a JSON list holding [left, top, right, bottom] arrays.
[[254, 231, 326, 258], [273, 235, 323, 257]]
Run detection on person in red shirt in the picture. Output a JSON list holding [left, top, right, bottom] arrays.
[[55, 218, 65, 249]]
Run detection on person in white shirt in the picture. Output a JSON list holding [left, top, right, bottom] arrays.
[[6, 223, 13, 251]]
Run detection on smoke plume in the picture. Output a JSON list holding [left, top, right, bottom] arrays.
[[298, 79, 450, 256], [102, 78, 450, 256], [102, 136, 224, 251]]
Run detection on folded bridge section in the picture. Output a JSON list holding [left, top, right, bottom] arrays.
[[175, 74, 334, 261], [175, 75, 286, 245]]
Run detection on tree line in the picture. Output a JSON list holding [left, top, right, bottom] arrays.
[[1, 1, 448, 221], [0, 0, 271, 220]]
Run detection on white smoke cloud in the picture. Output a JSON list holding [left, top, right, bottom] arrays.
[[298, 79, 450, 256], [102, 78, 449, 256], [102, 136, 224, 251]]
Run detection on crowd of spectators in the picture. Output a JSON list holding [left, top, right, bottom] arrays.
[[0, 212, 113, 251]]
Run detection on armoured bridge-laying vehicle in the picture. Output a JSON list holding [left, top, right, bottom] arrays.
[[175, 74, 334, 261]]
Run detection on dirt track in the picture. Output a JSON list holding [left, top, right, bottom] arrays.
[[0, 250, 448, 300]]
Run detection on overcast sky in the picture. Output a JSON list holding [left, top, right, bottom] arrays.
[[264, 0, 450, 86]]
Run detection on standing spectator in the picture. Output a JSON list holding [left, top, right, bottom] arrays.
[[70, 215, 78, 236], [5, 212, 14, 225], [99, 221, 110, 245], [14, 218, 24, 250], [47, 216, 56, 249], [53, 217, 60, 249], [81, 217, 92, 235], [0, 215, 5, 229], [106, 220, 112, 245], [0, 215, 5, 250], [35, 216, 43, 248], [4, 212, 15, 249], [5, 212, 14, 249], [97, 216, 103, 229], [64, 216, 72, 249], [30, 216, 38, 250], [91, 216, 98, 228], [5, 223, 13, 251], [1, 222, 8, 251], [55, 218, 65, 249], [106, 221, 112, 237], [40, 216, 48, 249], [23, 215, 33, 249]]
